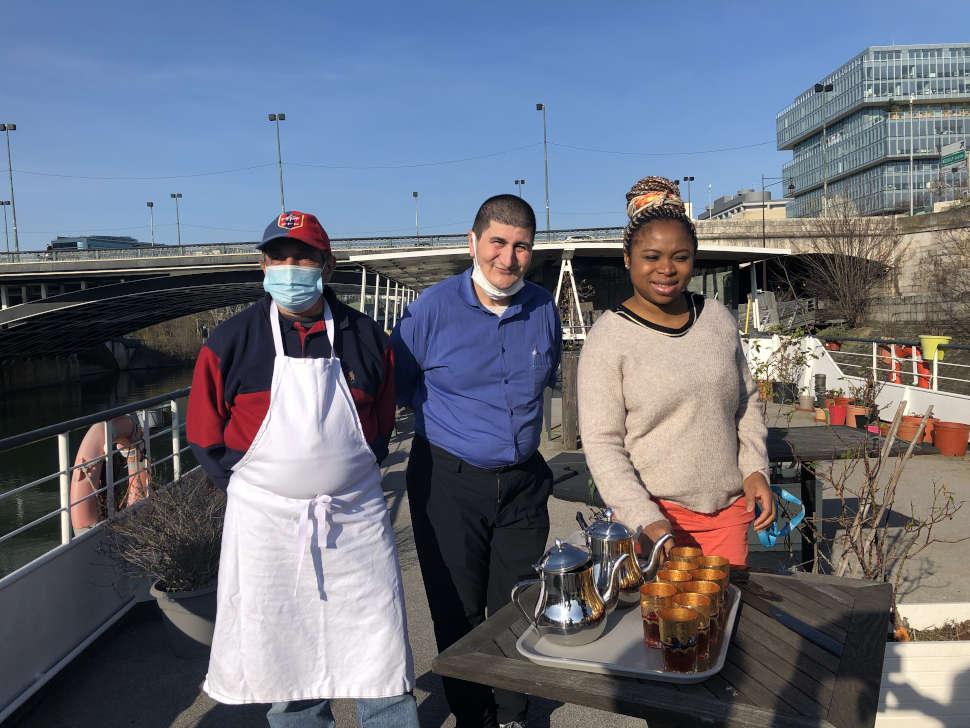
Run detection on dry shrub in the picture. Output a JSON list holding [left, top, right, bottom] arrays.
[[104, 470, 225, 593]]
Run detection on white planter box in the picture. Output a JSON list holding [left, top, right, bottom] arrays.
[[876, 602, 970, 727]]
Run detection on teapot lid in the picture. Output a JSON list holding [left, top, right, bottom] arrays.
[[584, 508, 634, 541], [536, 539, 591, 573]]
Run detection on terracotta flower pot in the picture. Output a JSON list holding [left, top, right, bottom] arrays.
[[933, 422, 970, 457], [823, 341, 842, 352], [897, 421, 922, 443], [828, 404, 847, 426]]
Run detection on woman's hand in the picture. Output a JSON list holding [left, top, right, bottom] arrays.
[[743, 472, 775, 532], [639, 518, 674, 560]]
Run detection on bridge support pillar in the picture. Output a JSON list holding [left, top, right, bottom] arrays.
[[359, 267, 367, 312], [40, 283, 48, 299], [0, 285, 7, 310]]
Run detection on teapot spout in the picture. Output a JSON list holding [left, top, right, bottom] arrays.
[[639, 532, 674, 580], [600, 552, 630, 610]]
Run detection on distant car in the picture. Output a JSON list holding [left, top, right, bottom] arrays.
[[563, 234, 594, 241]]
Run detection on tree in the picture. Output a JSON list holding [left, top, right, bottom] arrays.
[[779, 200, 902, 327], [920, 222, 970, 337]]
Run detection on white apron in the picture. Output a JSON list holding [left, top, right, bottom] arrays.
[[203, 301, 414, 704]]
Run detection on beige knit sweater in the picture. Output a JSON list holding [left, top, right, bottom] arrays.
[[577, 299, 769, 531]]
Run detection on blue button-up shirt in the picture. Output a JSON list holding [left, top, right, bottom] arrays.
[[392, 268, 561, 468]]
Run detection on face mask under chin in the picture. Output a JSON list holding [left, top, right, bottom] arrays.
[[470, 233, 526, 301]]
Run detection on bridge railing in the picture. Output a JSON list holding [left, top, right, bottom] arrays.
[[0, 388, 194, 579], [0, 227, 634, 264]]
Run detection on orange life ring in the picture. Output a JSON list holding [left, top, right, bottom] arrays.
[[70, 415, 150, 532]]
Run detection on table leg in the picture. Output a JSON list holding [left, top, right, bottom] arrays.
[[800, 463, 819, 569]]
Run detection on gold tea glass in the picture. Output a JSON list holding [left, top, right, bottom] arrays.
[[639, 582, 678, 648], [669, 546, 703, 562], [673, 592, 713, 667], [680, 580, 722, 651], [691, 568, 729, 627], [656, 569, 693, 590], [663, 559, 699, 573], [696, 555, 730, 582], [658, 606, 700, 673]]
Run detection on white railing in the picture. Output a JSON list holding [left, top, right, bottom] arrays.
[[820, 338, 970, 395], [0, 388, 194, 575], [0, 227, 630, 265]]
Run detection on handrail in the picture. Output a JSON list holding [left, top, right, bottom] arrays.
[[0, 387, 190, 453]]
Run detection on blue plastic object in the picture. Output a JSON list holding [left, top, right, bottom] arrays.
[[754, 486, 806, 548]]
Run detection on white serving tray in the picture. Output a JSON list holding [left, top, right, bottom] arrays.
[[515, 584, 741, 684]]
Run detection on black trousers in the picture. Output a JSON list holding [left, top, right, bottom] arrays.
[[407, 435, 552, 728]]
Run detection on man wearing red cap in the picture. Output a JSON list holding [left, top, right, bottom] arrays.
[[187, 211, 418, 728]]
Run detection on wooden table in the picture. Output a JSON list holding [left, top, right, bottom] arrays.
[[766, 426, 936, 567], [433, 571, 892, 728]]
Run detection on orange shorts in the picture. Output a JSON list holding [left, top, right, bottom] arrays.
[[656, 497, 754, 567]]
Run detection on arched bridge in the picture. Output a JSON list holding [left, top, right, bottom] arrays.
[[1, 215, 927, 358]]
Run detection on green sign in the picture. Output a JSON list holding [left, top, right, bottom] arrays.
[[941, 150, 966, 166]]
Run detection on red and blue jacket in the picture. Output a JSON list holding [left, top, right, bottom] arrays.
[[187, 289, 395, 490]]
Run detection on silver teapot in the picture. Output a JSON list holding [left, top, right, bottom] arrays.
[[576, 508, 674, 610], [511, 539, 628, 647]]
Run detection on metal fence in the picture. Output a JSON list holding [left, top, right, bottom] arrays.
[[821, 337, 970, 394], [0, 388, 194, 575], [0, 227, 629, 264]]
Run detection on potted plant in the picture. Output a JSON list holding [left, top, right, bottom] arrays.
[[104, 471, 225, 657]]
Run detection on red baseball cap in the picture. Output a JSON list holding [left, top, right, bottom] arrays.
[[258, 210, 331, 253]]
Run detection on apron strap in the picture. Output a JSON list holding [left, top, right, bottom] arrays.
[[269, 298, 336, 357], [294, 493, 334, 597]]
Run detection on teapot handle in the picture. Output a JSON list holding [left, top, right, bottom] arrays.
[[510, 579, 541, 626]]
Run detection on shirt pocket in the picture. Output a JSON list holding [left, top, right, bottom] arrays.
[[529, 344, 555, 391]]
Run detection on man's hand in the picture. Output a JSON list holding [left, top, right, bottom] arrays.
[[743, 472, 775, 532], [640, 518, 674, 560]]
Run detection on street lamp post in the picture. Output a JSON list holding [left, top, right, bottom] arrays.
[[909, 95, 916, 216], [514, 178, 525, 197], [0, 200, 10, 253], [170, 193, 183, 245], [682, 176, 695, 218], [536, 103, 550, 236], [814, 83, 833, 214], [268, 113, 286, 213], [2, 123, 19, 253], [146, 201, 155, 246], [412, 191, 419, 238]]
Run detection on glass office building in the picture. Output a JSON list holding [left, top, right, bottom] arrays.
[[777, 44, 970, 217]]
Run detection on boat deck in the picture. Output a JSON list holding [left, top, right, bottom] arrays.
[[9, 405, 970, 728]]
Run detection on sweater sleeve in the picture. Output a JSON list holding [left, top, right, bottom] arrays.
[[734, 335, 770, 481], [578, 320, 665, 530]]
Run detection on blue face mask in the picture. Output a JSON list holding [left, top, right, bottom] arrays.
[[262, 265, 324, 312]]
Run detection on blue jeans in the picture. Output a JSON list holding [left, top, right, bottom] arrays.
[[266, 694, 419, 728]]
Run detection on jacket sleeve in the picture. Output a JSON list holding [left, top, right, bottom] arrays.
[[735, 335, 770, 482], [370, 339, 396, 464], [186, 345, 232, 490]]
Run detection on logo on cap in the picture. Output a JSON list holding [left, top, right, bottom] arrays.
[[278, 212, 305, 231]]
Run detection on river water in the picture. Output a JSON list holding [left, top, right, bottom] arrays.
[[0, 366, 195, 577]]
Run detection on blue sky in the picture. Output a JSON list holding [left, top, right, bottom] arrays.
[[2, 0, 969, 249]]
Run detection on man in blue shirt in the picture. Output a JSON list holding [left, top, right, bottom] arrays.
[[392, 195, 561, 728]]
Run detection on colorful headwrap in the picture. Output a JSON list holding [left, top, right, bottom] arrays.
[[625, 190, 686, 221], [623, 176, 696, 250]]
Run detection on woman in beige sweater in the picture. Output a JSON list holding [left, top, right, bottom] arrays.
[[577, 176, 774, 566]]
